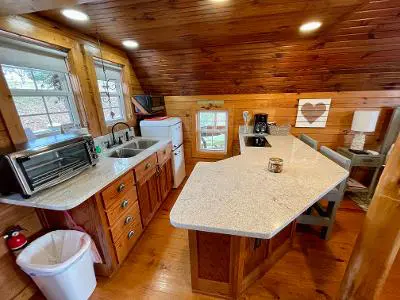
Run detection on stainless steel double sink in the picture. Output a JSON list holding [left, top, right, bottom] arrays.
[[108, 139, 158, 158]]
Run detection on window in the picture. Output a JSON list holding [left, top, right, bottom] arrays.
[[94, 60, 125, 124], [197, 111, 228, 153], [2, 65, 78, 135], [0, 35, 80, 137]]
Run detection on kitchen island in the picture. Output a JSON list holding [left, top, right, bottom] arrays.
[[170, 129, 349, 299]]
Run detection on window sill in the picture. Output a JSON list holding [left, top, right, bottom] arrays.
[[191, 150, 229, 160]]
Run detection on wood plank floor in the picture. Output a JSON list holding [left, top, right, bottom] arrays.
[[33, 180, 400, 300]]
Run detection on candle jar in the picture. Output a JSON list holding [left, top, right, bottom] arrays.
[[268, 157, 283, 173]]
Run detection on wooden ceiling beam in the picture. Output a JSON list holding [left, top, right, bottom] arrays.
[[0, 0, 100, 16]]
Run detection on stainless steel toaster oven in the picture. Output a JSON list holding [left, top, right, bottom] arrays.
[[0, 134, 98, 198]]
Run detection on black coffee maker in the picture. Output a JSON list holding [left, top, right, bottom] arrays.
[[253, 113, 268, 134]]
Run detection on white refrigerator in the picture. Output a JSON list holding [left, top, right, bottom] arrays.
[[140, 117, 186, 188]]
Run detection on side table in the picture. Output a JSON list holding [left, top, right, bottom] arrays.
[[337, 147, 385, 200]]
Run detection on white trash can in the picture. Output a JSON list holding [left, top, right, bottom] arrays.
[[16, 230, 97, 300]]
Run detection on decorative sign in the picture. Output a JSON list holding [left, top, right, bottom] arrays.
[[295, 98, 331, 128], [197, 100, 224, 110]]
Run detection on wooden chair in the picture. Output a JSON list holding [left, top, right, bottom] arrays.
[[299, 134, 318, 150], [297, 146, 351, 240]]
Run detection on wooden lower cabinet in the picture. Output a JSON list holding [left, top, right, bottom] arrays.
[[137, 166, 160, 227], [114, 218, 143, 263], [188, 222, 296, 299], [137, 143, 174, 228], [158, 158, 173, 202], [36, 145, 174, 277]]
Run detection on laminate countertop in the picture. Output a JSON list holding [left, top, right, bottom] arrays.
[[170, 128, 349, 239], [0, 137, 171, 211]]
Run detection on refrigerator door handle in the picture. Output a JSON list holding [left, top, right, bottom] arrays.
[[173, 143, 182, 151]]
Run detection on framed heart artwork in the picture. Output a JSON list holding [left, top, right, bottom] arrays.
[[295, 99, 332, 128]]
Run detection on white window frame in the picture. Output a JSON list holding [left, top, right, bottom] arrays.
[[1, 64, 80, 138], [196, 110, 228, 153], [94, 60, 126, 125]]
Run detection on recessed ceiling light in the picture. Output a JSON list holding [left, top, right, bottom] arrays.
[[299, 21, 322, 33], [61, 9, 89, 22], [122, 40, 139, 49]]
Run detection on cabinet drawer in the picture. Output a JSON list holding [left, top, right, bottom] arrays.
[[114, 221, 143, 263], [157, 143, 172, 165], [134, 153, 157, 182], [110, 200, 142, 243], [102, 171, 135, 210], [105, 187, 138, 226]]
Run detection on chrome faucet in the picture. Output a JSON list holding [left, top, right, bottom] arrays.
[[110, 122, 132, 147]]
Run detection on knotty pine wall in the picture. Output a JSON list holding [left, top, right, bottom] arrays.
[[0, 15, 143, 300], [165, 91, 400, 172]]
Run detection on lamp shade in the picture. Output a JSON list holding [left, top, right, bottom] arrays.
[[351, 110, 380, 132]]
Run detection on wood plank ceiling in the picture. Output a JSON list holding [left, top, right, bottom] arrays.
[[36, 0, 400, 95]]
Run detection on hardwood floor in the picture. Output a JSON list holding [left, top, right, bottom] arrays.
[[32, 180, 400, 300]]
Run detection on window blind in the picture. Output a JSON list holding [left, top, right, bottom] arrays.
[[0, 34, 68, 72], [94, 59, 122, 81]]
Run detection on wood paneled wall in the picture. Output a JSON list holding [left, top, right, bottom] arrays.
[[165, 91, 400, 171], [0, 15, 143, 300], [35, 0, 400, 95]]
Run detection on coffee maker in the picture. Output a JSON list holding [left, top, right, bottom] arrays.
[[253, 114, 268, 134]]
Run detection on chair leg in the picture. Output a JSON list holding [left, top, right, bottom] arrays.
[[321, 201, 341, 240]]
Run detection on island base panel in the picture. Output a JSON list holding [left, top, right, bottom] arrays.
[[188, 222, 295, 299]]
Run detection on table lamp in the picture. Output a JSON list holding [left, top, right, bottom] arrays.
[[350, 110, 380, 151]]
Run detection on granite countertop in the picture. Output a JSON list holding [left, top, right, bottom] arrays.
[[169, 128, 349, 239], [0, 137, 171, 211]]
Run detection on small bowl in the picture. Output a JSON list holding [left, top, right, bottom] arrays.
[[268, 157, 283, 173]]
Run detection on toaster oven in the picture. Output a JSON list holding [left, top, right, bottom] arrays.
[[0, 134, 98, 198]]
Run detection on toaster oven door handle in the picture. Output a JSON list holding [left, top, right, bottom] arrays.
[[16, 156, 30, 163], [14, 140, 87, 160]]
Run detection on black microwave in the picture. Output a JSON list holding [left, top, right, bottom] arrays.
[[133, 95, 165, 114]]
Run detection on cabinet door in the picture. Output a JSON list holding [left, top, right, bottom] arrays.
[[148, 169, 161, 213], [165, 158, 173, 194], [158, 163, 168, 202], [137, 168, 160, 227], [159, 158, 173, 202], [137, 179, 152, 227]]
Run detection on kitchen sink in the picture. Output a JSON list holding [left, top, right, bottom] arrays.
[[124, 139, 158, 150], [108, 148, 143, 158]]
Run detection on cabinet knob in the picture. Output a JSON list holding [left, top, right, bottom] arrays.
[[128, 230, 135, 239], [145, 162, 151, 170], [121, 199, 129, 208], [117, 183, 125, 193], [125, 216, 133, 224], [163, 149, 167, 155]]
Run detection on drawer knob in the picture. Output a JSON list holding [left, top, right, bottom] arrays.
[[145, 162, 151, 170], [128, 230, 135, 239], [121, 199, 129, 208], [125, 216, 133, 224], [163, 149, 167, 154], [117, 183, 125, 193]]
